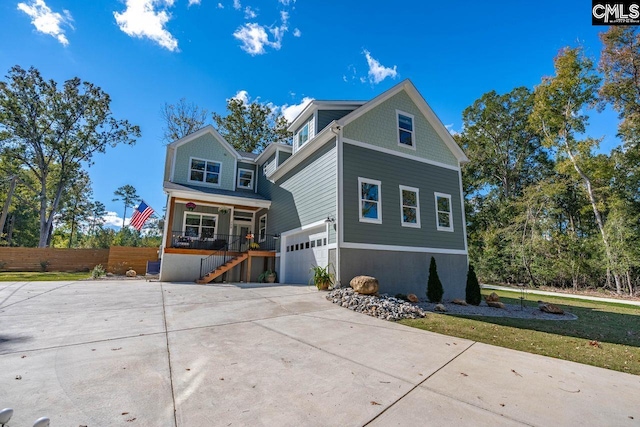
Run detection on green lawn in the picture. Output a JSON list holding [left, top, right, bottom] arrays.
[[400, 290, 640, 375], [0, 271, 91, 281]]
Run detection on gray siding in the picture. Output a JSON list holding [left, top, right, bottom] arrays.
[[317, 110, 354, 132], [277, 150, 292, 166], [342, 143, 464, 250], [269, 139, 337, 243], [340, 249, 467, 300], [257, 153, 276, 199], [173, 132, 236, 190]]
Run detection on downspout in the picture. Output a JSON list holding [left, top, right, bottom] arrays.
[[330, 123, 343, 286]]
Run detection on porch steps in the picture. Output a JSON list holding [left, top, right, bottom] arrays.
[[196, 253, 249, 284]]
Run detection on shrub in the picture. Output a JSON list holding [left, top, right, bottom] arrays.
[[91, 264, 106, 279], [465, 264, 482, 306], [39, 260, 50, 272], [427, 256, 444, 303]]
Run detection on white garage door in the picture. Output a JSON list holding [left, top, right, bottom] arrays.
[[283, 226, 328, 284]]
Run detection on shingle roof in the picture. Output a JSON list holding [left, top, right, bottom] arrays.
[[173, 182, 270, 201]]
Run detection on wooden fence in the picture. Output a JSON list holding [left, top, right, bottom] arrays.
[[0, 246, 160, 275]]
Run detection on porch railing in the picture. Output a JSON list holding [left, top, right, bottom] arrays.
[[198, 234, 279, 278], [171, 231, 279, 252]]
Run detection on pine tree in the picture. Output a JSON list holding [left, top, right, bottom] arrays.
[[465, 265, 482, 305], [427, 256, 444, 303]]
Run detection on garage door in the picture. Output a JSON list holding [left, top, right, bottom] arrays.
[[283, 226, 328, 284]]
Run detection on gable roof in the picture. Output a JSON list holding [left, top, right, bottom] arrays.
[[287, 100, 366, 132], [336, 79, 468, 164]]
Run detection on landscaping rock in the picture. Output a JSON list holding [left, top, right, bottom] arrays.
[[538, 301, 564, 315], [486, 292, 501, 303], [487, 301, 505, 309], [326, 288, 425, 321], [407, 293, 419, 303], [350, 275, 379, 295], [452, 299, 468, 306], [434, 303, 447, 312], [125, 269, 136, 277]]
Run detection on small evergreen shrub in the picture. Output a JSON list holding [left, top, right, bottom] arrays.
[[427, 256, 444, 303], [91, 264, 106, 279], [39, 260, 50, 272], [465, 264, 482, 306]]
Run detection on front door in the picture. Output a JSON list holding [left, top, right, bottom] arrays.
[[233, 221, 252, 252]]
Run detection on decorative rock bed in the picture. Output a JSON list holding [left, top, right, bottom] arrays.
[[326, 288, 426, 320], [326, 288, 578, 321]]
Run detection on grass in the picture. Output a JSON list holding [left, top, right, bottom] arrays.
[[0, 271, 91, 281], [400, 289, 640, 375]]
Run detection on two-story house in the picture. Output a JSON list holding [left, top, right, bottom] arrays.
[[159, 79, 469, 299]]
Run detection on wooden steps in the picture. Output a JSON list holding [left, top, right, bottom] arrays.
[[196, 253, 249, 284]]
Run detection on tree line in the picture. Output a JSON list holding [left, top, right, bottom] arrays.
[[457, 27, 640, 296]]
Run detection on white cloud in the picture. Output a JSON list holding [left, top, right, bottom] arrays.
[[233, 20, 287, 55], [188, 0, 201, 5], [292, 28, 301, 37], [280, 10, 289, 24], [233, 0, 241, 10], [445, 124, 460, 136], [103, 211, 129, 229], [244, 6, 257, 18], [363, 49, 398, 84], [279, 97, 313, 123], [217, 2, 224, 8], [17, 0, 73, 46], [278, 0, 295, 4], [232, 90, 249, 104], [114, 0, 179, 52]]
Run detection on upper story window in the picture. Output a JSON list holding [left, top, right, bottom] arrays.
[[298, 122, 310, 147], [397, 110, 415, 148], [400, 185, 420, 228], [190, 158, 221, 185], [434, 192, 453, 232], [237, 168, 254, 189], [358, 177, 382, 224]]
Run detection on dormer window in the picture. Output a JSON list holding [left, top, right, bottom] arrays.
[[397, 110, 415, 148], [298, 123, 309, 147]]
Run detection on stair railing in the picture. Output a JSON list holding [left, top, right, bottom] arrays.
[[199, 235, 244, 279]]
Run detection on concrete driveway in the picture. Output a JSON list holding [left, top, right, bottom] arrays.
[[0, 280, 638, 426]]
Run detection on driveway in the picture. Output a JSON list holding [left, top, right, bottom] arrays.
[[0, 280, 637, 426]]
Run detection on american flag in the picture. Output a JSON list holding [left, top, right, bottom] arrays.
[[130, 200, 154, 231]]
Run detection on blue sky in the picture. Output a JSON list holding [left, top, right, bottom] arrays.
[[0, 0, 619, 228]]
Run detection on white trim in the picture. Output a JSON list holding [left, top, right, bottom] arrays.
[[336, 80, 468, 164], [258, 213, 267, 242], [458, 169, 469, 254], [295, 118, 312, 152], [269, 125, 337, 181], [396, 109, 416, 150], [188, 157, 222, 187], [434, 192, 454, 232], [358, 177, 382, 224], [237, 168, 254, 190], [169, 147, 177, 182], [341, 242, 467, 255], [343, 138, 460, 171], [336, 127, 344, 286], [287, 100, 365, 132], [280, 219, 328, 237], [164, 182, 271, 209], [399, 185, 421, 228], [254, 142, 292, 165], [182, 211, 219, 239]]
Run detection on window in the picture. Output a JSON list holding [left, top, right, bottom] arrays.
[[358, 177, 382, 223], [190, 158, 221, 185], [434, 192, 453, 232], [397, 111, 415, 148], [258, 214, 267, 242], [237, 168, 254, 189], [399, 185, 420, 228], [183, 213, 217, 239], [297, 122, 309, 147]]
